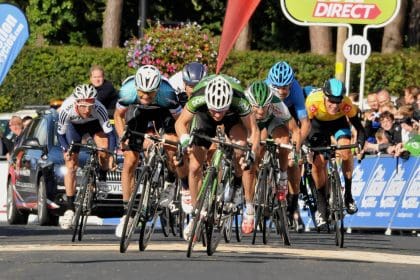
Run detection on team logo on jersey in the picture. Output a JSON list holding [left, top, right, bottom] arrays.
[[310, 105, 317, 113]]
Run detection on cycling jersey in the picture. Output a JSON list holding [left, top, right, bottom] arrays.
[[57, 96, 114, 151], [117, 77, 182, 117], [257, 96, 291, 124], [168, 71, 184, 94], [266, 78, 308, 120], [305, 90, 358, 122]]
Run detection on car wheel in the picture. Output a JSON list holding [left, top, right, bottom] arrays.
[[37, 176, 58, 226], [7, 177, 29, 225]]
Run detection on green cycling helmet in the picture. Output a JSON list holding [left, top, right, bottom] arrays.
[[244, 80, 273, 107]]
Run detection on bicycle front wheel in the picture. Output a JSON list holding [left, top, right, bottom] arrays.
[[119, 167, 149, 253], [331, 170, 344, 248]]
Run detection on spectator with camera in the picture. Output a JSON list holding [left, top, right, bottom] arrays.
[[364, 92, 381, 145]]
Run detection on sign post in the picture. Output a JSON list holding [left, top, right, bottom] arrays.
[[280, 0, 400, 107]]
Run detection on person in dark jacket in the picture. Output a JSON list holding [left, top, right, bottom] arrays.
[[89, 65, 118, 118]]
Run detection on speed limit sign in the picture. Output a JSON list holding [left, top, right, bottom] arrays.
[[343, 35, 371, 64]]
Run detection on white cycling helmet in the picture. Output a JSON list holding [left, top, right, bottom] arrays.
[[205, 75, 233, 111], [72, 84, 97, 100], [134, 65, 161, 92]]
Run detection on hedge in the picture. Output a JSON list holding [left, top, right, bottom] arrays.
[[0, 46, 418, 112]]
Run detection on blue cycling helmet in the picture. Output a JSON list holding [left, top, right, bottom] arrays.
[[266, 61, 294, 87], [118, 79, 137, 104], [182, 62, 207, 86], [323, 78, 345, 103]]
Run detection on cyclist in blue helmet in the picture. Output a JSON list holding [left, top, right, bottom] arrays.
[[169, 62, 207, 106], [266, 61, 311, 231]]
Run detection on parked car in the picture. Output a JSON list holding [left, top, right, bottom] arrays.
[[6, 109, 123, 226]]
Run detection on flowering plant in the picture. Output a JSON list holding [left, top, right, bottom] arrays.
[[125, 22, 218, 77]]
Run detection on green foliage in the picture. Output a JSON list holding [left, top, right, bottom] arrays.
[[0, 46, 418, 112], [125, 23, 219, 77]]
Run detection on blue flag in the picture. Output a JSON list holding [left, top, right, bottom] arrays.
[[0, 4, 29, 85]]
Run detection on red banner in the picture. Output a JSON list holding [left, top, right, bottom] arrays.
[[216, 0, 261, 73]]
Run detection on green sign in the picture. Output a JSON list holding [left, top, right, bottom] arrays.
[[283, 0, 399, 25]]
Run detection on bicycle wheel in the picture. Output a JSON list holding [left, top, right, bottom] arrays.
[[139, 167, 163, 251], [72, 170, 95, 242], [206, 185, 227, 256], [331, 170, 344, 248], [252, 167, 268, 244], [186, 170, 215, 258], [119, 167, 148, 253], [276, 199, 291, 246]]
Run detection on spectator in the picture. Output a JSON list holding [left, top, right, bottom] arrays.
[[1, 116, 24, 159], [395, 105, 417, 143], [404, 85, 419, 107], [379, 101, 397, 115], [376, 88, 392, 107], [364, 92, 381, 144], [89, 65, 118, 118], [22, 116, 33, 130], [379, 111, 402, 146]]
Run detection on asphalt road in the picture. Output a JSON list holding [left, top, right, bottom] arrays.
[[0, 223, 419, 280]]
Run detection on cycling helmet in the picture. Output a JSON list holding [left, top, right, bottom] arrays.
[[182, 62, 207, 86], [244, 80, 273, 107], [205, 75, 233, 111], [134, 65, 161, 92], [266, 61, 294, 87], [72, 84, 97, 100], [323, 78, 345, 103]]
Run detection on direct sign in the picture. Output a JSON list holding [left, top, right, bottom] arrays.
[[282, 0, 399, 25], [343, 35, 371, 63]]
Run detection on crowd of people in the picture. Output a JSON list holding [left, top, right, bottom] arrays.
[[3, 60, 418, 237]]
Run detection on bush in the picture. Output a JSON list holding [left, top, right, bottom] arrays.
[[0, 45, 418, 112], [124, 22, 219, 77]]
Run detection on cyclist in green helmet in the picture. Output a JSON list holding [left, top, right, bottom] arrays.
[[244, 80, 303, 231]]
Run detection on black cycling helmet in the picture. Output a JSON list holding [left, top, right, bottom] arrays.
[[323, 78, 345, 103], [182, 62, 207, 86]]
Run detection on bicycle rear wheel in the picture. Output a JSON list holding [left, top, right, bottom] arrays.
[[119, 168, 148, 253]]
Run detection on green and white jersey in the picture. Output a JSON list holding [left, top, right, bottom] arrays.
[[257, 95, 292, 129]]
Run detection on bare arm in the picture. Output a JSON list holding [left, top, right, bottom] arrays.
[[241, 113, 260, 155], [175, 109, 194, 137], [113, 107, 127, 138]]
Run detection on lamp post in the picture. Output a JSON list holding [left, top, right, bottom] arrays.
[[138, 0, 147, 38]]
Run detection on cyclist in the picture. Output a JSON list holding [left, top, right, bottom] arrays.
[[175, 74, 260, 237], [114, 65, 182, 238], [266, 61, 311, 229], [169, 62, 207, 214], [243, 80, 295, 201], [169, 62, 207, 106], [57, 84, 116, 229], [305, 78, 366, 228]]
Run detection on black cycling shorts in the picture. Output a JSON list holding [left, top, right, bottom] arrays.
[[307, 116, 351, 148], [191, 112, 241, 149], [65, 120, 103, 153]]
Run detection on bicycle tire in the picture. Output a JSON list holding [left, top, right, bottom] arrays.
[[252, 167, 268, 245], [331, 169, 345, 248], [276, 201, 291, 246], [223, 213, 233, 243], [206, 186, 227, 256], [72, 171, 94, 242], [119, 167, 148, 253], [186, 171, 214, 258], [139, 167, 163, 251], [234, 206, 243, 242]]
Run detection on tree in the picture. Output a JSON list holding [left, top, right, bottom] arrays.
[[309, 26, 333, 54], [382, 0, 408, 53], [234, 23, 252, 51], [407, 0, 420, 47], [102, 0, 123, 48]]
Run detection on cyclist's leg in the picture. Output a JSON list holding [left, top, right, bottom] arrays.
[[271, 121, 290, 201], [93, 130, 110, 181], [228, 121, 256, 234], [335, 128, 358, 214]]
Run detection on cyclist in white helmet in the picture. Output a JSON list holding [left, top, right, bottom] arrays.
[[113, 64, 183, 238], [57, 84, 115, 229], [175, 74, 260, 238]]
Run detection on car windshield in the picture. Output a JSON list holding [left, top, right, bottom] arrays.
[[0, 119, 11, 136]]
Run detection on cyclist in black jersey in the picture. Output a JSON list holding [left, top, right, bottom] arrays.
[[113, 65, 182, 238], [175, 74, 260, 237]]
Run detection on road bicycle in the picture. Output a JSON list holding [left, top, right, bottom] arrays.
[[309, 143, 359, 248], [186, 128, 250, 257], [252, 138, 293, 246], [70, 141, 115, 242], [119, 128, 181, 253]]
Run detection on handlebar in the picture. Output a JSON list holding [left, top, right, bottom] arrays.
[[68, 142, 115, 156], [120, 126, 179, 147]]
